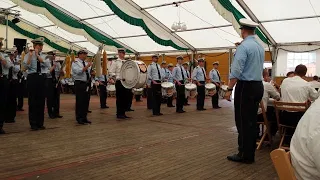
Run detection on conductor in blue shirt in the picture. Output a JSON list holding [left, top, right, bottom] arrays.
[[225, 18, 264, 164], [23, 37, 47, 131]]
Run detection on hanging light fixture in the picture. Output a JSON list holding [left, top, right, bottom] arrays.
[[171, 3, 187, 31]]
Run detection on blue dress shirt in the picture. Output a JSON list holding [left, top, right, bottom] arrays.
[[0, 53, 12, 75], [23, 51, 46, 74], [230, 35, 264, 81], [209, 69, 221, 83], [72, 58, 91, 82], [172, 64, 187, 82], [192, 65, 206, 82], [147, 62, 164, 81]]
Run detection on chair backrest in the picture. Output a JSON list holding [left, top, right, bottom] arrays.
[[270, 149, 296, 180], [273, 101, 309, 127], [260, 101, 269, 125]]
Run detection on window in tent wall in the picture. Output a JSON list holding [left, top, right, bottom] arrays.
[[287, 52, 316, 76]]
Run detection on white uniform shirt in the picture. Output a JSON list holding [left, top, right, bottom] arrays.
[[109, 58, 124, 80], [309, 80, 320, 90], [258, 81, 280, 114], [291, 98, 320, 180], [280, 76, 319, 103]]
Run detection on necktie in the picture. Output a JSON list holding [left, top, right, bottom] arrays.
[[216, 70, 221, 82], [155, 64, 161, 80], [186, 70, 190, 78], [104, 74, 107, 84], [201, 67, 206, 80], [82, 61, 90, 82], [8, 66, 13, 80], [180, 66, 185, 80], [36, 53, 41, 73]]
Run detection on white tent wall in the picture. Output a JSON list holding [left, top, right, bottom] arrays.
[[0, 24, 55, 52]]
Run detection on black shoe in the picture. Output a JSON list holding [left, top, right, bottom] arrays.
[[117, 115, 126, 119], [78, 121, 86, 125], [197, 108, 207, 111], [126, 109, 134, 112], [213, 106, 222, 109], [184, 103, 190, 106], [87, 110, 92, 113], [125, 115, 131, 119], [177, 110, 186, 113], [17, 108, 24, 111], [31, 127, 38, 131], [167, 105, 175, 107], [49, 115, 56, 119], [101, 106, 109, 109], [0, 128, 5, 134], [38, 126, 46, 130], [227, 154, 254, 164], [85, 120, 92, 124], [56, 115, 63, 118], [153, 113, 163, 116], [5, 120, 15, 123]]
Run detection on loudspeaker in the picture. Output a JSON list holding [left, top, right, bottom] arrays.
[[14, 38, 27, 54]]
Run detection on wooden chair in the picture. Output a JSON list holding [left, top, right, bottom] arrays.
[[256, 101, 273, 150], [270, 149, 296, 180], [274, 101, 309, 150]]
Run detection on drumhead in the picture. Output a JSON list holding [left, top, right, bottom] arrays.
[[120, 60, 147, 89], [161, 82, 174, 88], [205, 83, 216, 90], [185, 83, 197, 90], [107, 84, 116, 91], [221, 85, 228, 91]]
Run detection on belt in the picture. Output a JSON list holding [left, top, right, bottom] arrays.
[[75, 80, 87, 84], [154, 80, 161, 83], [199, 81, 205, 84], [28, 73, 43, 76]]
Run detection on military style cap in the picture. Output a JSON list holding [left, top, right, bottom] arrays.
[[176, 56, 184, 60], [239, 18, 259, 30], [198, 58, 205, 62], [152, 54, 159, 58], [182, 62, 189, 66], [168, 63, 174, 67], [77, 48, 88, 55], [161, 61, 167, 64], [47, 50, 56, 55], [117, 48, 126, 53], [213, 61, 219, 65], [31, 37, 45, 45]]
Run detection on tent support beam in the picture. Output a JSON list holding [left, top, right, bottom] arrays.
[[236, 0, 277, 46], [125, 0, 195, 51], [142, 0, 194, 10], [19, 18, 94, 54], [43, 0, 137, 53], [261, 15, 320, 23]]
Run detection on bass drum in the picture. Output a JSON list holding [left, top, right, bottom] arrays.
[[120, 60, 147, 89]]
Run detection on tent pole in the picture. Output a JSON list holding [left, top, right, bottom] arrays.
[[5, 14, 8, 49]]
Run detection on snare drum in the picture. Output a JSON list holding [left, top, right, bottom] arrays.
[[219, 85, 228, 98], [107, 84, 116, 97], [161, 82, 174, 97], [120, 60, 147, 89], [205, 83, 217, 96], [185, 83, 197, 98], [132, 88, 144, 95]]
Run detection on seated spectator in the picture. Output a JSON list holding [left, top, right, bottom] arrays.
[[291, 98, 320, 180], [309, 76, 320, 91], [286, 71, 295, 78]]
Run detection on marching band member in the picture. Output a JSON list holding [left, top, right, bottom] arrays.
[[0, 37, 12, 134], [167, 63, 175, 107], [109, 48, 130, 119], [183, 62, 191, 106], [5, 49, 19, 123], [43, 51, 55, 119], [95, 71, 109, 109], [72, 48, 92, 125], [209, 61, 222, 109], [172, 56, 187, 113], [225, 19, 264, 164], [192, 58, 207, 111], [16, 53, 25, 111], [23, 37, 47, 131], [46, 51, 63, 119], [147, 54, 164, 116]]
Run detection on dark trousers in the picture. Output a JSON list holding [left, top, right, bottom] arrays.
[[126, 89, 133, 110], [17, 79, 25, 109], [75, 81, 89, 122], [234, 81, 263, 160], [27, 74, 45, 128], [212, 86, 220, 107], [196, 82, 205, 109], [152, 82, 162, 115], [99, 84, 107, 108], [147, 87, 153, 109], [45, 78, 55, 117], [53, 83, 61, 116], [0, 77, 9, 129], [176, 81, 185, 112], [167, 96, 173, 106], [88, 87, 92, 111], [6, 79, 18, 121], [135, 95, 141, 101], [115, 80, 126, 116]]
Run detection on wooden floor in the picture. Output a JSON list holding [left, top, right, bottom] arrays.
[[1, 95, 277, 180]]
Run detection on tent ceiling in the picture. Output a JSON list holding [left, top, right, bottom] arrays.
[[0, 0, 319, 54]]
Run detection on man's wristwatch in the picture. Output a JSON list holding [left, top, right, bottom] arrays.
[[227, 87, 233, 92]]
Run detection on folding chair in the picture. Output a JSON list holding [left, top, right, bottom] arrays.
[[274, 101, 309, 150], [256, 101, 272, 150], [270, 149, 296, 180]]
